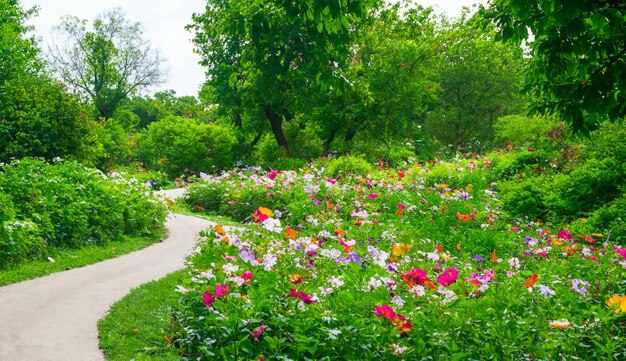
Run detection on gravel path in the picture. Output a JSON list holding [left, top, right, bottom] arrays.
[[0, 189, 209, 361]]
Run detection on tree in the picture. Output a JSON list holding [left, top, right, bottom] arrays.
[[49, 8, 165, 119], [0, 0, 97, 163], [188, 0, 379, 156], [423, 14, 525, 148], [480, 1, 626, 132]]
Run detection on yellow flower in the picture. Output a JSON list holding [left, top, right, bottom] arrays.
[[437, 183, 449, 189], [548, 319, 572, 328], [258, 207, 274, 217], [607, 295, 626, 313], [391, 243, 411, 257]]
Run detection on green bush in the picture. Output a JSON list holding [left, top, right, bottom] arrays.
[[325, 155, 374, 178], [493, 114, 559, 147], [137, 116, 237, 177], [0, 220, 46, 269], [0, 159, 167, 268], [94, 119, 136, 170]]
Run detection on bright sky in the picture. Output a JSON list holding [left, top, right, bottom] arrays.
[[21, 0, 483, 97]]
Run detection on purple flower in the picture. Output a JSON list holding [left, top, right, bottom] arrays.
[[571, 279, 589, 296], [474, 254, 485, 262], [537, 284, 555, 298], [348, 252, 363, 265]]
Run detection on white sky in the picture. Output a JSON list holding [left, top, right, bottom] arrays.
[[21, 0, 482, 97]]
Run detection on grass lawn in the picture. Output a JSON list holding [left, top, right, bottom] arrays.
[[99, 270, 185, 361], [0, 230, 166, 287]]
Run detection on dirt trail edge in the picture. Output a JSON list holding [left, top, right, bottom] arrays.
[[0, 189, 210, 361]]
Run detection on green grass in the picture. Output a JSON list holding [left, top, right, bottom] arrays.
[[0, 230, 166, 287], [99, 270, 185, 361]]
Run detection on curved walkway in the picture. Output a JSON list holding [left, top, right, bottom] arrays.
[[0, 189, 210, 361]]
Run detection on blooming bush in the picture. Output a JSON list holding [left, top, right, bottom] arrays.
[[0, 158, 167, 268], [173, 158, 626, 359]]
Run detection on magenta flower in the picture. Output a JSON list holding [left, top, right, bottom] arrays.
[[558, 229, 572, 241], [241, 271, 253, 284], [250, 324, 266, 341], [287, 288, 316, 304], [367, 193, 378, 199], [216, 284, 229, 298], [436, 268, 459, 287], [267, 170, 278, 180], [373, 304, 397, 319], [203, 291, 215, 307], [614, 245, 626, 260], [396, 203, 406, 210]]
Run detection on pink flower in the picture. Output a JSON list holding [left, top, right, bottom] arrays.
[[203, 291, 215, 307], [436, 268, 459, 287], [396, 203, 406, 210], [401, 267, 429, 287], [287, 288, 316, 304], [267, 170, 278, 180], [373, 304, 397, 319], [215, 284, 229, 298], [615, 245, 626, 260], [241, 271, 253, 284], [558, 229, 572, 241], [250, 324, 266, 341], [367, 193, 378, 199]]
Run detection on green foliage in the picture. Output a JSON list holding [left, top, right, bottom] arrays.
[[497, 122, 626, 223], [493, 114, 560, 147], [189, 0, 380, 155], [0, 159, 167, 268], [137, 116, 237, 177], [325, 155, 374, 178], [423, 14, 525, 148], [49, 8, 165, 119], [93, 119, 135, 170], [480, 0, 626, 133]]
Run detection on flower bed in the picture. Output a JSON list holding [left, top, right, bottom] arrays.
[[175, 160, 626, 360]]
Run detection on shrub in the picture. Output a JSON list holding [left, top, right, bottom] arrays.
[[325, 155, 374, 178], [0, 159, 167, 268], [137, 116, 237, 177]]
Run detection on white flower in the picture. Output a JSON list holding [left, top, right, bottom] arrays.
[[391, 343, 408, 355], [328, 276, 344, 289], [320, 249, 342, 259], [391, 295, 405, 307], [427, 251, 440, 262], [411, 285, 426, 297], [262, 254, 277, 271], [261, 218, 282, 233], [327, 329, 341, 340], [199, 269, 215, 280], [366, 277, 383, 291], [222, 263, 239, 276], [508, 257, 520, 269], [175, 285, 189, 294]]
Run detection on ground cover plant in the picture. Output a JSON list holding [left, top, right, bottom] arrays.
[[169, 155, 626, 360], [0, 158, 167, 270]]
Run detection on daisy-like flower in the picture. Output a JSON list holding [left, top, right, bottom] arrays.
[[606, 295, 626, 313], [537, 284, 555, 298]]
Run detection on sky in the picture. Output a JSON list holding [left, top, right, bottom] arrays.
[[21, 0, 483, 97]]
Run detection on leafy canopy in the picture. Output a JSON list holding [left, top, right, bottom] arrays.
[[480, 0, 626, 132]]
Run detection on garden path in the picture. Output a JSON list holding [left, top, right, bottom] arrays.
[[0, 188, 208, 361]]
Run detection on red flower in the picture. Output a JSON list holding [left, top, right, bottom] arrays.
[[241, 271, 253, 284], [287, 288, 316, 304], [525, 274, 538, 288], [401, 267, 429, 288]]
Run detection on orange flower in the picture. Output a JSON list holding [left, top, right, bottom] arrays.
[[396, 210, 404, 216], [424, 279, 437, 290], [285, 227, 297, 240], [607, 295, 626, 313], [491, 250, 497, 262], [525, 273, 538, 288], [215, 225, 226, 236], [334, 229, 346, 236], [196, 205, 204, 212]]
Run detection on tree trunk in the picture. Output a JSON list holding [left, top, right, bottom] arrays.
[[344, 127, 357, 142], [264, 104, 290, 157], [324, 127, 338, 155]]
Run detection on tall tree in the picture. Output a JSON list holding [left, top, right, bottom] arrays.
[[480, 1, 626, 132], [0, 0, 95, 163], [424, 14, 525, 148], [49, 8, 165, 119], [188, 0, 379, 156]]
